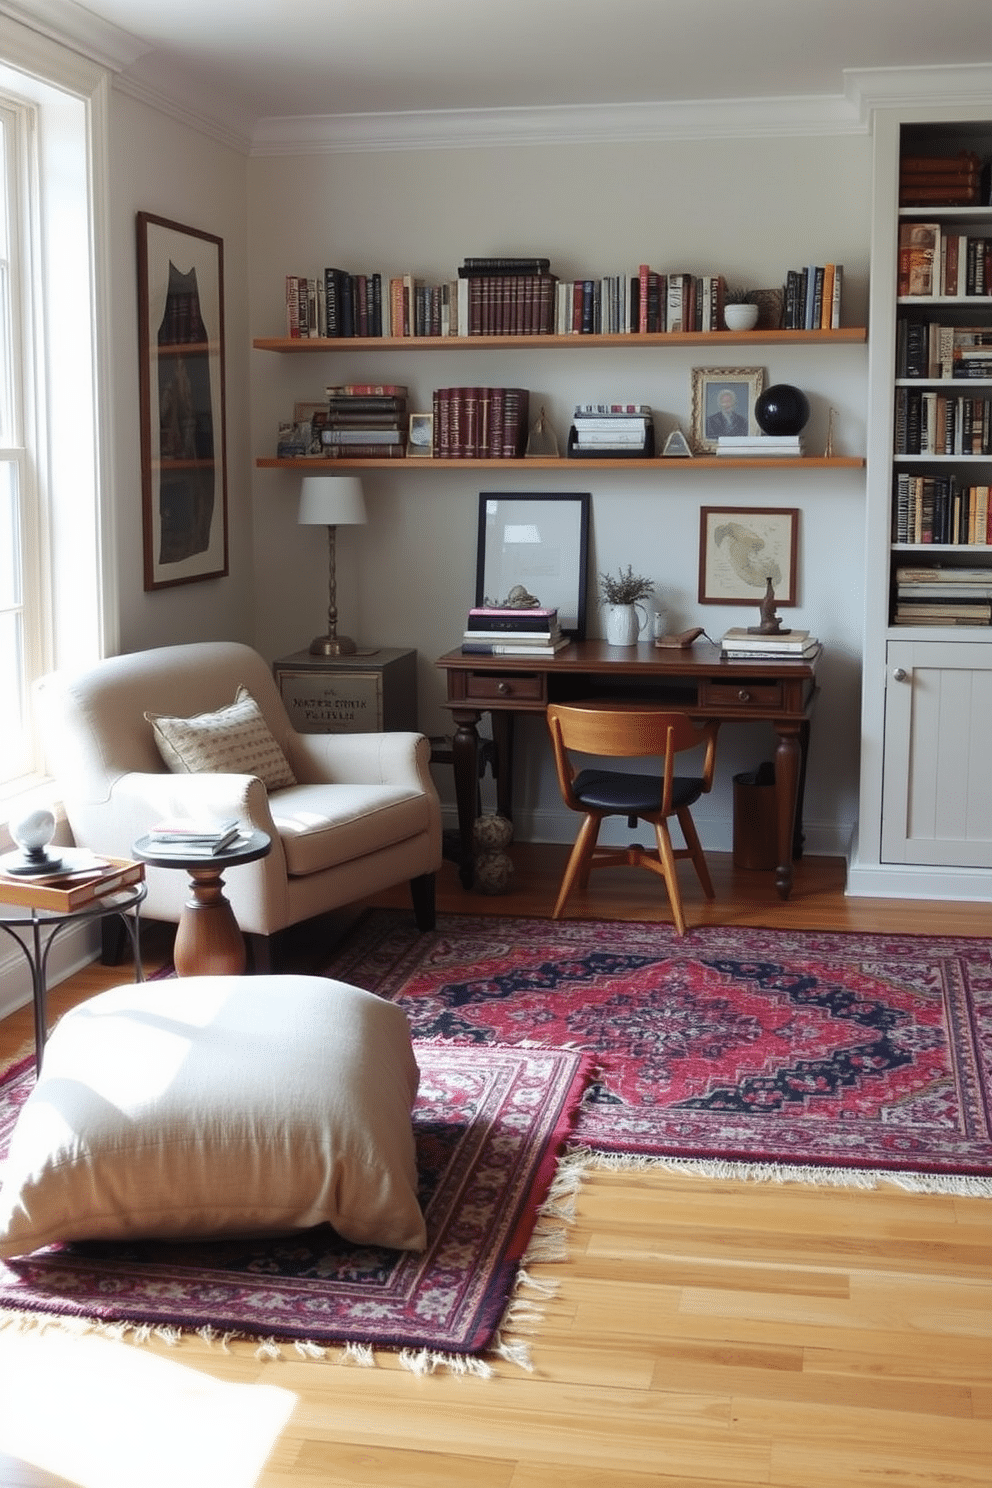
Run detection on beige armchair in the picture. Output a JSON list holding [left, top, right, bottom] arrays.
[[34, 641, 442, 968]]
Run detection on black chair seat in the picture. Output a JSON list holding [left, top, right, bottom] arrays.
[[572, 768, 705, 814]]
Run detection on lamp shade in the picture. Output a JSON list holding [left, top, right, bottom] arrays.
[[298, 475, 367, 527]]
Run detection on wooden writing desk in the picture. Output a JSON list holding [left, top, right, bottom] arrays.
[[436, 639, 819, 900]]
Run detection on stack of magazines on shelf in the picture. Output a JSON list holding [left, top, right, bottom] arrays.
[[720, 627, 820, 660], [567, 404, 655, 458], [893, 565, 992, 626], [716, 434, 804, 457], [461, 605, 568, 656], [145, 817, 244, 855]]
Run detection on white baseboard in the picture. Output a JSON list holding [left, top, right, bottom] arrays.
[[845, 861, 992, 902], [0, 920, 100, 1023]]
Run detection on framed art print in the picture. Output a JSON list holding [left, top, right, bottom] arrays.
[[476, 492, 590, 637], [137, 212, 228, 590], [698, 506, 799, 605]]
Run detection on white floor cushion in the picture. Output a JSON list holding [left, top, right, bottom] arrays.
[[0, 974, 426, 1257]]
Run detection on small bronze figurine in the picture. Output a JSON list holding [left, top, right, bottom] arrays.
[[748, 577, 791, 635]]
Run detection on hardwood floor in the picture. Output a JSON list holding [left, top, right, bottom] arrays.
[[0, 849, 989, 1488]]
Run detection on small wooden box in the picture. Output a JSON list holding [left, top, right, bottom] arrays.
[[273, 648, 418, 735]]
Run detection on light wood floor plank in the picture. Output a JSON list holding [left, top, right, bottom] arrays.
[[0, 850, 989, 1488]]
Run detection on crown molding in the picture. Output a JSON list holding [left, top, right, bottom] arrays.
[[846, 63, 992, 119], [111, 70, 252, 156], [250, 93, 867, 157], [0, 1, 148, 71]]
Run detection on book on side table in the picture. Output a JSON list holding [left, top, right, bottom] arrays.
[[0, 851, 145, 912]]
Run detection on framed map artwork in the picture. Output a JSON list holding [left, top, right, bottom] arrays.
[[698, 506, 799, 605]]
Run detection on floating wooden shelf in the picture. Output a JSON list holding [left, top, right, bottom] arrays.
[[254, 328, 867, 353], [256, 455, 864, 471]]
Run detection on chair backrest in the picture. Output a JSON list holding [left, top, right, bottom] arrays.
[[547, 701, 718, 814], [34, 641, 296, 807]]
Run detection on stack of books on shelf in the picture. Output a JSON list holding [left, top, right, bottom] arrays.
[[899, 151, 990, 208], [897, 224, 991, 298], [783, 265, 843, 329], [567, 404, 655, 458], [318, 385, 408, 459], [893, 473, 990, 545], [144, 817, 244, 855], [461, 606, 568, 656], [432, 386, 529, 458], [896, 321, 992, 379], [893, 565, 992, 626], [716, 434, 804, 457], [720, 628, 820, 660], [457, 258, 557, 336]]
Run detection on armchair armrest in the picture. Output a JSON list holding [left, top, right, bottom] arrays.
[[79, 772, 279, 860]]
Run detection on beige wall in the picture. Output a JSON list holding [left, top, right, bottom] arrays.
[[245, 131, 872, 851]]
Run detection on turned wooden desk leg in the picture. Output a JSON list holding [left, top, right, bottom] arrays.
[[490, 710, 515, 822], [174, 866, 247, 976], [773, 724, 803, 901], [450, 710, 482, 889]]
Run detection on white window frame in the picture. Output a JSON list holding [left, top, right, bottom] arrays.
[[0, 25, 116, 808]]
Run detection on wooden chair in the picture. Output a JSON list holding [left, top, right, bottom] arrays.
[[546, 701, 720, 934]]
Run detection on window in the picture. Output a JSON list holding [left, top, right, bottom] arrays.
[[0, 38, 109, 803]]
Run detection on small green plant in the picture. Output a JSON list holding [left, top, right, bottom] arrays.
[[725, 286, 754, 305], [600, 565, 654, 605]]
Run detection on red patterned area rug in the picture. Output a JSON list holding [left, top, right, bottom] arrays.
[[0, 1043, 591, 1367], [325, 911, 992, 1191]]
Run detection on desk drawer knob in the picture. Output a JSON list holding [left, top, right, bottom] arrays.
[[737, 688, 752, 702], [497, 681, 511, 695]]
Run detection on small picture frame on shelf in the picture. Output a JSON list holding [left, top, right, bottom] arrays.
[[407, 413, 434, 457], [691, 366, 764, 454], [698, 506, 799, 606]]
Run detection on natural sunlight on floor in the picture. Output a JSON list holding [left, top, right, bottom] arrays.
[[0, 1327, 296, 1487]]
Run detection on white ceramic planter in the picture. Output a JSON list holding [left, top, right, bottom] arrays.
[[605, 603, 647, 646], [723, 303, 760, 332]]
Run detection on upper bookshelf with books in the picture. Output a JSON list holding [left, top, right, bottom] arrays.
[[276, 255, 860, 344]]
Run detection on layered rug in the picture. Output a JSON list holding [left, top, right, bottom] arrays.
[[327, 911, 992, 1190], [0, 1042, 592, 1369]]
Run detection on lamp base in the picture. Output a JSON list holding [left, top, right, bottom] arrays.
[[309, 634, 358, 657]]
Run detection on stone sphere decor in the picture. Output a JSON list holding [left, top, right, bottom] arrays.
[[755, 384, 810, 436]]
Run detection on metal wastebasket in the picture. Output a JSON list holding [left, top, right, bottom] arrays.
[[732, 762, 778, 870]]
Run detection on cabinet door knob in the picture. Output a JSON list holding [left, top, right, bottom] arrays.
[[497, 681, 510, 695], [892, 667, 908, 682], [737, 688, 752, 702]]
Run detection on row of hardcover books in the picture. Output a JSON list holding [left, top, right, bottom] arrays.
[[892, 564, 992, 626], [893, 389, 992, 456], [432, 387, 530, 459], [782, 266, 843, 331], [460, 604, 567, 656], [896, 320, 992, 379], [897, 224, 991, 298], [892, 474, 991, 545], [899, 152, 991, 208], [282, 258, 842, 339]]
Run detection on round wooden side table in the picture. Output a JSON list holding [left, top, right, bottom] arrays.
[[132, 829, 271, 977]]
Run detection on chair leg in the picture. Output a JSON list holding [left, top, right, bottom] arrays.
[[653, 820, 687, 936], [100, 916, 128, 966], [410, 872, 436, 931], [552, 813, 602, 919], [677, 806, 715, 899], [246, 933, 273, 974]]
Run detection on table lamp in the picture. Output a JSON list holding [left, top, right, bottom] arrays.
[[298, 475, 367, 656]]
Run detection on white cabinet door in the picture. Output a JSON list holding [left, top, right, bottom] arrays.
[[882, 641, 992, 867]]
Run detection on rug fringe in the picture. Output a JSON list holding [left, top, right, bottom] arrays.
[[559, 1146, 992, 1197]]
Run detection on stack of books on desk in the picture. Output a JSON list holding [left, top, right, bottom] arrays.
[[568, 404, 655, 458], [461, 606, 568, 656], [145, 817, 243, 854], [716, 435, 804, 457], [721, 628, 820, 660]]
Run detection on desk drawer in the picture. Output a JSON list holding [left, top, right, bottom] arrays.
[[464, 671, 546, 704], [698, 678, 785, 711]]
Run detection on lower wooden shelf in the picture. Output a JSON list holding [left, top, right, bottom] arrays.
[[257, 455, 865, 472]]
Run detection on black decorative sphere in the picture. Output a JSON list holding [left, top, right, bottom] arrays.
[[755, 384, 810, 436]]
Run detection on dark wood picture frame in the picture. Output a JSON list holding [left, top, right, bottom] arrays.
[[475, 492, 591, 637], [698, 506, 799, 605], [137, 212, 228, 590]]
